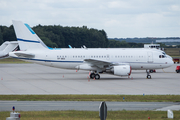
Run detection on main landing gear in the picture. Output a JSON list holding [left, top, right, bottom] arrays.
[[146, 70, 151, 79], [90, 72, 100, 79]]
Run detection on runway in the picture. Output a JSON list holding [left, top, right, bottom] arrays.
[[0, 63, 180, 95]]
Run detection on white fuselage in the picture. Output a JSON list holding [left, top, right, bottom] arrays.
[[10, 20, 174, 79], [14, 48, 173, 71]]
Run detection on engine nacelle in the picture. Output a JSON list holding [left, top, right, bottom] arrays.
[[111, 65, 131, 76]]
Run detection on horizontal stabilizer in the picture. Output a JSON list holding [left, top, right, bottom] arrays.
[[0, 41, 18, 59], [14, 52, 35, 58]]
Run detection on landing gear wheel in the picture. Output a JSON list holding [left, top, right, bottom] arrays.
[[95, 74, 100, 79], [90, 73, 95, 79], [147, 75, 151, 79], [146, 69, 152, 79]]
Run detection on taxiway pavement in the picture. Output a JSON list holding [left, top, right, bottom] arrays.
[[0, 63, 179, 95], [0, 101, 179, 111]]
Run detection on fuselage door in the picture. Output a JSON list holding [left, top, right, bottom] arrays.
[[147, 52, 153, 63], [106, 54, 110, 60]]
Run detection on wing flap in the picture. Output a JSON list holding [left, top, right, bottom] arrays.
[[84, 59, 129, 69], [84, 59, 112, 68]]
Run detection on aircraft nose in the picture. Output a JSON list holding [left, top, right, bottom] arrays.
[[166, 55, 173, 66], [168, 58, 174, 66]]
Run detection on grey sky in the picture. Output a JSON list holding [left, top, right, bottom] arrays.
[[0, 0, 180, 38]]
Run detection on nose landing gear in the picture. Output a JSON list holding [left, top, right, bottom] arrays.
[[146, 70, 151, 79]]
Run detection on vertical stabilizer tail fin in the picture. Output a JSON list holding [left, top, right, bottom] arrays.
[[12, 20, 48, 51]]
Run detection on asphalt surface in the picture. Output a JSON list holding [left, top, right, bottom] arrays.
[[0, 63, 180, 112], [0, 63, 179, 95], [0, 101, 180, 111]]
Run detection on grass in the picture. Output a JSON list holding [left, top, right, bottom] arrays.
[[1, 110, 180, 120], [0, 58, 29, 64], [0, 95, 180, 102]]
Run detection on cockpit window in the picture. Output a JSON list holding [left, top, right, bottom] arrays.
[[162, 52, 166, 55], [159, 52, 167, 58], [159, 55, 165, 58]]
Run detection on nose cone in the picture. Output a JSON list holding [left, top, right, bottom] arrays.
[[169, 59, 174, 65], [167, 55, 173, 60], [167, 57, 174, 67]]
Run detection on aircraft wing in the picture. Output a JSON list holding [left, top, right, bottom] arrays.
[[84, 59, 128, 69]]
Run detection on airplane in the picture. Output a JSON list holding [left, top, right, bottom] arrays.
[[9, 20, 174, 79], [0, 41, 18, 59]]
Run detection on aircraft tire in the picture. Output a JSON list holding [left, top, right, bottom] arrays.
[[147, 75, 151, 79], [90, 73, 95, 79], [95, 74, 100, 79]]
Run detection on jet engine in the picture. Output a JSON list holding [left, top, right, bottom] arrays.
[[110, 65, 131, 76]]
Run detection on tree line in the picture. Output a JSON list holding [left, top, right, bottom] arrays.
[[0, 24, 109, 48], [0, 24, 179, 48]]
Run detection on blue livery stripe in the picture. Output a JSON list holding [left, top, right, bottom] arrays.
[[11, 56, 167, 65], [17, 38, 61, 50], [17, 38, 40, 43], [12, 57, 83, 63], [24, 23, 35, 34], [48, 47, 61, 50]]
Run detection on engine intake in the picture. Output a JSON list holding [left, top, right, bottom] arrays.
[[111, 65, 131, 76]]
